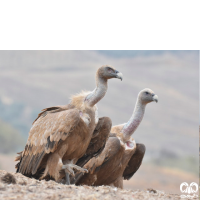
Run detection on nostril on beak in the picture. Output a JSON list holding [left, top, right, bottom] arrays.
[[152, 93, 155, 96], [115, 70, 119, 73]]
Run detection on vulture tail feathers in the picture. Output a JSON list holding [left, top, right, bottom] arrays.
[[27, 154, 39, 175], [18, 155, 29, 174], [31, 151, 46, 175], [16, 150, 46, 177], [24, 155, 33, 174], [15, 152, 23, 172], [15, 151, 23, 161]]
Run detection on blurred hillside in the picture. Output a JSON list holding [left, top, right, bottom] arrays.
[[0, 50, 198, 193], [0, 120, 24, 154]]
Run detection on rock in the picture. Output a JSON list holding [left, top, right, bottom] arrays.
[[1, 173, 16, 184]]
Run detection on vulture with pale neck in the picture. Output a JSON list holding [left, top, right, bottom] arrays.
[[75, 88, 158, 188], [15, 65, 123, 184]]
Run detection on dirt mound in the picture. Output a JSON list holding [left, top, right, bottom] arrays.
[[0, 170, 186, 200]]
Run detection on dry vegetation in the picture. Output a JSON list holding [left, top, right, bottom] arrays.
[[0, 170, 186, 200]]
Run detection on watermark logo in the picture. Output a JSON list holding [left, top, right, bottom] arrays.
[[180, 182, 199, 199]]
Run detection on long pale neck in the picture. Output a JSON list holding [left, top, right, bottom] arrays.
[[85, 77, 108, 107], [122, 98, 146, 141]]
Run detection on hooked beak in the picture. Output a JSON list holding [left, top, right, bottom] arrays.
[[115, 71, 123, 81], [152, 95, 158, 103]]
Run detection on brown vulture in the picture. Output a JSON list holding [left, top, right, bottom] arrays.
[[15, 65, 123, 184], [75, 88, 158, 188]]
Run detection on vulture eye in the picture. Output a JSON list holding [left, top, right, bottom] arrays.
[[145, 92, 149, 95], [107, 67, 113, 73]]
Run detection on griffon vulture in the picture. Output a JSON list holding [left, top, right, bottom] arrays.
[[75, 88, 158, 188], [15, 65, 123, 184]]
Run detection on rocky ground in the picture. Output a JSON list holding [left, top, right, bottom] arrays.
[[0, 170, 194, 200]]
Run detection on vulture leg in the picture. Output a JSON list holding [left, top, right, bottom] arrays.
[[65, 172, 70, 185], [123, 143, 146, 180]]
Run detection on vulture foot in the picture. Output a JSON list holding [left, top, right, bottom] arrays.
[[62, 164, 88, 184]]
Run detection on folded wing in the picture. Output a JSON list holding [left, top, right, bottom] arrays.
[[123, 143, 146, 180], [16, 106, 80, 176]]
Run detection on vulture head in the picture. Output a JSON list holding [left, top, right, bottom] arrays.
[[138, 88, 158, 104], [121, 88, 158, 143], [84, 65, 123, 107], [97, 65, 123, 81]]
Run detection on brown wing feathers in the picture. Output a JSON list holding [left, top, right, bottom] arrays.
[[16, 107, 80, 177], [32, 105, 74, 125], [94, 136, 121, 173], [76, 117, 111, 167], [32, 107, 61, 125], [75, 136, 121, 186], [123, 143, 146, 180]]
